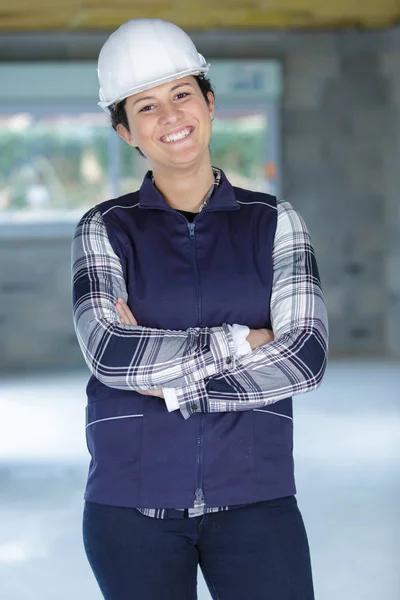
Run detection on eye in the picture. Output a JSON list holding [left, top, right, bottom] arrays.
[[175, 92, 190, 100], [139, 104, 155, 113]]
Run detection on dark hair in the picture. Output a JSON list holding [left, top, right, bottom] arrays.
[[109, 75, 215, 157]]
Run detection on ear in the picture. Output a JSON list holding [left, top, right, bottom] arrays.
[[116, 123, 137, 147], [207, 91, 215, 121]]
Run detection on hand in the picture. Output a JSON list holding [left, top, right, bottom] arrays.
[[246, 328, 274, 351], [115, 297, 272, 393], [115, 298, 163, 398], [141, 389, 165, 399], [115, 297, 138, 325]]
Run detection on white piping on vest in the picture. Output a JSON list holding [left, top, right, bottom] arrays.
[[86, 414, 144, 427], [253, 409, 293, 421], [237, 201, 277, 211], [103, 203, 140, 215]]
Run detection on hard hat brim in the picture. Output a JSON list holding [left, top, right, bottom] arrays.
[[99, 64, 210, 114]]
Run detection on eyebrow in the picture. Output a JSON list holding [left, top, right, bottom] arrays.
[[132, 83, 193, 107]]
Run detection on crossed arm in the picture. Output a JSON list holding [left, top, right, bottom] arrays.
[[114, 298, 274, 404], [72, 202, 328, 419], [72, 208, 261, 391]]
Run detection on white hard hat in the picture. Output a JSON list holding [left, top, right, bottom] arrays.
[[97, 18, 210, 113]]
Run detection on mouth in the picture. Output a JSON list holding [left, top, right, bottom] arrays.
[[160, 126, 195, 144]]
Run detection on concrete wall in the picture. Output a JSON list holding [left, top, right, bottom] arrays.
[[1, 28, 400, 371], [281, 40, 400, 358], [0, 228, 78, 371], [283, 48, 392, 356]]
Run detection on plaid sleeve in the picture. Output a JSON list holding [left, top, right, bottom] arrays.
[[174, 200, 329, 418], [71, 208, 237, 391]]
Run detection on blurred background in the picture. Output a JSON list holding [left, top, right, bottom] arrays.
[[0, 1, 399, 599]]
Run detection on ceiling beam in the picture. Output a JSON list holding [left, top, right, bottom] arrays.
[[1, 27, 399, 61]]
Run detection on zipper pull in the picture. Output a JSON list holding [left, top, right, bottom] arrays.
[[188, 222, 195, 239], [194, 488, 205, 509]]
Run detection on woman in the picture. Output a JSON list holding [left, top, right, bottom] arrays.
[[72, 17, 328, 600]]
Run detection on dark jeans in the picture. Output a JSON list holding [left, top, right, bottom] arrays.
[[83, 496, 314, 600]]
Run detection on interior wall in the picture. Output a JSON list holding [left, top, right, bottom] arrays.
[[280, 37, 400, 358]]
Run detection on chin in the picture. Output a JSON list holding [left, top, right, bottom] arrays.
[[152, 152, 200, 169], [148, 141, 209, 169], [171, 155, 203, 169], [170, 144, 208, 163]]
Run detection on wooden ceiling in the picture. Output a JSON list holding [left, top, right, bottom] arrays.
[[1, 0, 400, 31]]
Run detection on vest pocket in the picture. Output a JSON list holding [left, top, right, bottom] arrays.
[[86, 396, 144, 460], [253, 406, 293, 453], [252, 403, 295, 496]]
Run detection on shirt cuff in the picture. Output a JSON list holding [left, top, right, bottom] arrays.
[[163, 388, 180, 412], [209, 324, 237, 373], [174, 380, 209, 419], [228, 324, 252, 356]]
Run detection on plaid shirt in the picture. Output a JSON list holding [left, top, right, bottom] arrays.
[[72, 169, 328, 519]]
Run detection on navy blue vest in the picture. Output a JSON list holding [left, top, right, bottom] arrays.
[[84, 171, 295, 508]]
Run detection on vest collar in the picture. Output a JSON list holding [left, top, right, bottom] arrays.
[[138, 169, 239, 212]]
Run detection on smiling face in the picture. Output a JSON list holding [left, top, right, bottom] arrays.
[[116, 76, 215, 172]]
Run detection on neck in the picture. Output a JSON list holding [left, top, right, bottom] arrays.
[[152, 159, 215, 213]]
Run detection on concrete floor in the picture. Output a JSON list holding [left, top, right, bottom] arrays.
[[0, 359, 399, 599]]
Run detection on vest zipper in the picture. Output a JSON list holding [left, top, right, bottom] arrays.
[[194, 486, 205, 509], [188, 221, 205, 511], [188, 222, 202, 325], [140, 202, 239, 511]]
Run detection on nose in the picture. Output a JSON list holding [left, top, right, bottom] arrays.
[[159, 101, 182, 125]]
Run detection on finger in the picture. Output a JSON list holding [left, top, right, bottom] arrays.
[[115, 301, 131, 325], [118, 300, 138, 326], [116, 298, 138, 325], [116, 302, 132, 323], [141, 390, 164, 398], [115, 306, 128, 325]]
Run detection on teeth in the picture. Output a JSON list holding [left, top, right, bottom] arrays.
[[163, 128, 191, 143]]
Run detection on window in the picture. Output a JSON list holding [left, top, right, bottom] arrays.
[[0, 61, 282, 226]]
